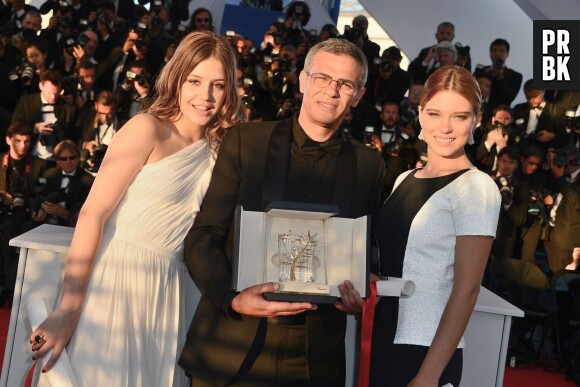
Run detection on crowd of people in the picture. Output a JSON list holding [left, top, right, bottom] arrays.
[[0, 0, 577, 385]]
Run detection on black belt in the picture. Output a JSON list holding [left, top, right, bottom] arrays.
[[268, 315, 306, 326]]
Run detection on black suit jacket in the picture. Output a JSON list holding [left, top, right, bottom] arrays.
[[512, 101, 566, 150], [551, 174, 580, 251], [41, 166, 94, 226], [179, 118, 385, 385], [11, 93, 76, 144]]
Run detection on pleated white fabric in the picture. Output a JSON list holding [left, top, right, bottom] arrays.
[[44, 139, 213, 387]]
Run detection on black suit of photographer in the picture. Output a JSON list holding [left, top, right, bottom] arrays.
[[11, 93, 76, 157], [0, 151, 46, 296], [512, 101, 566, 151], [39, 165, 93, 226], [364, 66, 410, 106], [475, 65, 522, 110]]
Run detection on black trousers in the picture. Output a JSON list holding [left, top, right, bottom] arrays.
[[370, 343, 463, 387]]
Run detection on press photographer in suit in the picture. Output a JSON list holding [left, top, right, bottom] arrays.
[[180, 38, 385, 386], [33, 140, 93, 227], [11, 70, 76, 164], [544, 145, 580, 272]]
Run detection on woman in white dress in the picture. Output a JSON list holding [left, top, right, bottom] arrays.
[[29, 31, 243, 386]]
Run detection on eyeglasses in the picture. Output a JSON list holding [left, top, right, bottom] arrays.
[[305, 72, 358, 96], [195, 18, 210, 23], [58, 155, 78, 161]]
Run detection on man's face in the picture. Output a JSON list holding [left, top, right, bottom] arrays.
[[298, 51, 365, 136], [408, 84, 423, 108], [96, 103, 114, 125], [22, 15, 42, 32], [490, 44, 508, 65], [39, 81, 61, 104], [524, 89, 545, 109], [56, 149, 79, 173], [521, 155, 542, 175], [7, 134, 31, 159], [78, 67, 96, 90], [194, 11, 211, 31], [82, 31, 98, 58], [477, 77, 491, 99], [435, 26, 454, 43], [437, 49, 456, 67], [381, 103, 400, 127], [497, 154, 518, 177]]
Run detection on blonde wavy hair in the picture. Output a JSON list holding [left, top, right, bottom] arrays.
[[147, 31, 244, 148]]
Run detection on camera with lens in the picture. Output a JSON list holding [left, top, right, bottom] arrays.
[[342, 26, 362, 43], [495, 176, 514, 206], [380, 60, 394, 73], [456, 44, 470, 58], [262, 55, 273, 70], [18, 28, 37, 42], [125, 71, 150, 88], [41, 121, 67, 147], [527, 189, 549, 222], [272, 32, 282, 46], [308, 29, 318, 46], [78, 18, 89, 31], [278, 56, 292, 73], [64, 35, 88, 56], [89, 145, 108, 173], [9, 61, 35, 86], [398, 109, 418, 128], [58, 16, 72, 30], [97, 11, 110, 26], [61, 74, 79, 96], [151, 16, 163, 29], [132, 37, 148, 52]]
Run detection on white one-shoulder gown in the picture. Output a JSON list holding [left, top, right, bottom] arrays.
[[42, 139, 212, 387]]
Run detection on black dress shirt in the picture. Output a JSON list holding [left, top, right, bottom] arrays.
[[285, 118, 342, 203]]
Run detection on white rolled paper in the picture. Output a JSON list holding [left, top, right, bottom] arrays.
[[376, 278, 415, 297], [26, 299, 78, 387]]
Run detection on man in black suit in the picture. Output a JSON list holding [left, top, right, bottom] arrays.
[[474, 39, 522, 110], [408, 21, 455, 82], [11, 70, 76, 165], [34, 140, 93, 227], [179, 39, 385, 386], [544, 145, 580, 272], [512, 79, 566, 152], [0, 122, 46, 301]]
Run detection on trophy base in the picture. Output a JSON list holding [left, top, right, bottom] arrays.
[[263, 292, 338, 305]]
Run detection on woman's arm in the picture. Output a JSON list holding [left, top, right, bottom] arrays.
[[29, 113, 159, 372], [409, 235, 493, 387]]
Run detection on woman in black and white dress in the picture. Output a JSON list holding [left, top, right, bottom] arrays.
[[370, 66, 501, 386]]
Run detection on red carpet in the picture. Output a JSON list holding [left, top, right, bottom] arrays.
[[0, 304, 576, 386]]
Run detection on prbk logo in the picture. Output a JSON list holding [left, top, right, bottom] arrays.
[[533, 20, 580, 90]]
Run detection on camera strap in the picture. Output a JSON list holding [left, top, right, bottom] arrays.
[[2, 154, 32, 192]]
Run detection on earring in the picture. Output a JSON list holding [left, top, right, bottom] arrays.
[[418, 130, 424, 141], [468, 127, 475, 145]]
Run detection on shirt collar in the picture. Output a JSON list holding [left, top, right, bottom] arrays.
[[292, 115, 342, 151]]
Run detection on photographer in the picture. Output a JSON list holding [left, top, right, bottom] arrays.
[[90, 0, 127, 63], [473, 38, 522, 109], [76, 90, 118, 175], [62, 59, 99, 115], [96, 22, 153, 91], [408, 22, 455, 82], [34, 140, 93, 226], [513, 79, 566, 152], [11, 69, 75, 164], [411, 41, 457, 85], [492, 146, 528, 260], [0, 122, 46, 301], [476, 105, 516, 173], [365, 46, 410, 106], [9, 39, 48, 96], [259, 45, 300, 118], [285, 1, 310, 48], [8, 9, 42, 52], [514, 145, 550, 263], [114, 60, 152, 126], [351, 15, 380, 72], [544, 145, 580, 272]]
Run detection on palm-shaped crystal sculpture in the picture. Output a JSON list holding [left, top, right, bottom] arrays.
[[277, 231, 318, 282]]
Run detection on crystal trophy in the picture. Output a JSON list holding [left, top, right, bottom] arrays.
[[277, 231, 318, 283]]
